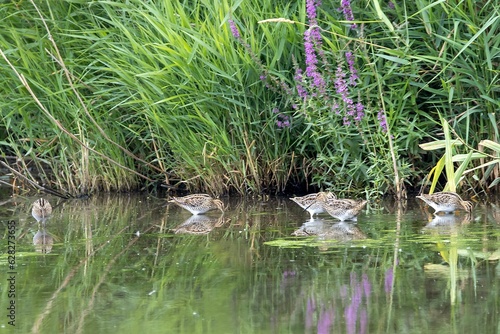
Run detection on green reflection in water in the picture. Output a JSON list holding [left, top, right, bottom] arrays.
[[1, 194, 500, 333]]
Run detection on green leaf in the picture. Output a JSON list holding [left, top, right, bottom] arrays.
[[452, 153, 488, 162], [479, 140, 500, 153], [441, 115, 456, 192], [454, 151, 473, 185], [419, 139, 462, 151], [371, 0, 394, 32], [429, 156, 445, 194], [375, 54, 410, 65]]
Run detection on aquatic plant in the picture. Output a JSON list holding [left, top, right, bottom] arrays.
[[420, 115, 500, 194]]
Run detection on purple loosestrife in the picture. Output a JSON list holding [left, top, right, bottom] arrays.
[[335, 62, 354, 125], [303, 0, 326, 94], [355, 102, 364, 121], [273, 107, 291, 129], [340, 0, 357, 29], [334, 63, 348, 99], [228, 19, 241, 40], [229, 19, 295, 131], [306, 0, 321, 21], [303, 28, 326, 93], [334, 53, 364, 125], [294, 67, 308, 99], [345, 51, 359, 86], [304, 31, 317, 78], [377, 110, 388, 133]]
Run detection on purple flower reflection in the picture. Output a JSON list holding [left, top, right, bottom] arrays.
[[343, 272, 372, 334], [362, 273, 371, 299], [318, 308, 334, 334], [306, 297, 316, 329], [385, 267, 394, 293], [360, 309, 367, 334]]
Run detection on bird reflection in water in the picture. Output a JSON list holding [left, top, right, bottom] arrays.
[[422, 212, 472, 234], [172, 215, 229, 235], [292, 219, 367, 241], [33, 228, 54, 253]]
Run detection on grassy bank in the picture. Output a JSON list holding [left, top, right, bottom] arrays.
[[0, 0, 498, 197]]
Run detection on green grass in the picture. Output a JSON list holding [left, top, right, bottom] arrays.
[[0, 0, 498, 196]]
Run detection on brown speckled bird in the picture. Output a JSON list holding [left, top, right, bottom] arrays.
[[322, 198, 367, 221], [290, 192, 336, 219], [416, 192, 473, 213], [169, 194, 225, 215], [31, 198, 52, 224]]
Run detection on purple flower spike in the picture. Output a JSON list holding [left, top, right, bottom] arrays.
[[340, 0, 357, 29], [346, 51, 359, 85], [294, 68, 308, 98], [275, 109, 292, 129], [306, 0, 319, 21], [301, 0, 326, 93], [355, 102, 365, 121], [304, 31, 318, 77], [335, 64, 347, 97], [378, 110, 388, 133], [228, 19, 241, 40]]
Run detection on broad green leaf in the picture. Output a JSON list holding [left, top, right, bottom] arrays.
[[452, 153, 488, 162], [429, 155, 445, 194], [454, 151, 473, 185], [375, 54, 410, 65], [419, 139, 462, 151], [479, 140, 500, 153]]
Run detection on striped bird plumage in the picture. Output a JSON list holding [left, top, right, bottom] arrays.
[[290, 192, 336, 219], [416, 192, 473, 213], [169, 194, 225, 215]]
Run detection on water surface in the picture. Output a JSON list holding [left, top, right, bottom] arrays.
[[1, 193, 500, 333]]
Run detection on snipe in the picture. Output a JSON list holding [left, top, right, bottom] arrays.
[[290, 192, 336, 219], [168, 194, 225, 215], [416, 192, 473, 213], [322, 198, 367, 221], [32, 198, 53, 224]]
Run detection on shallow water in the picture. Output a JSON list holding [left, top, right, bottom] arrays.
[[1, 193, 500, 333]]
